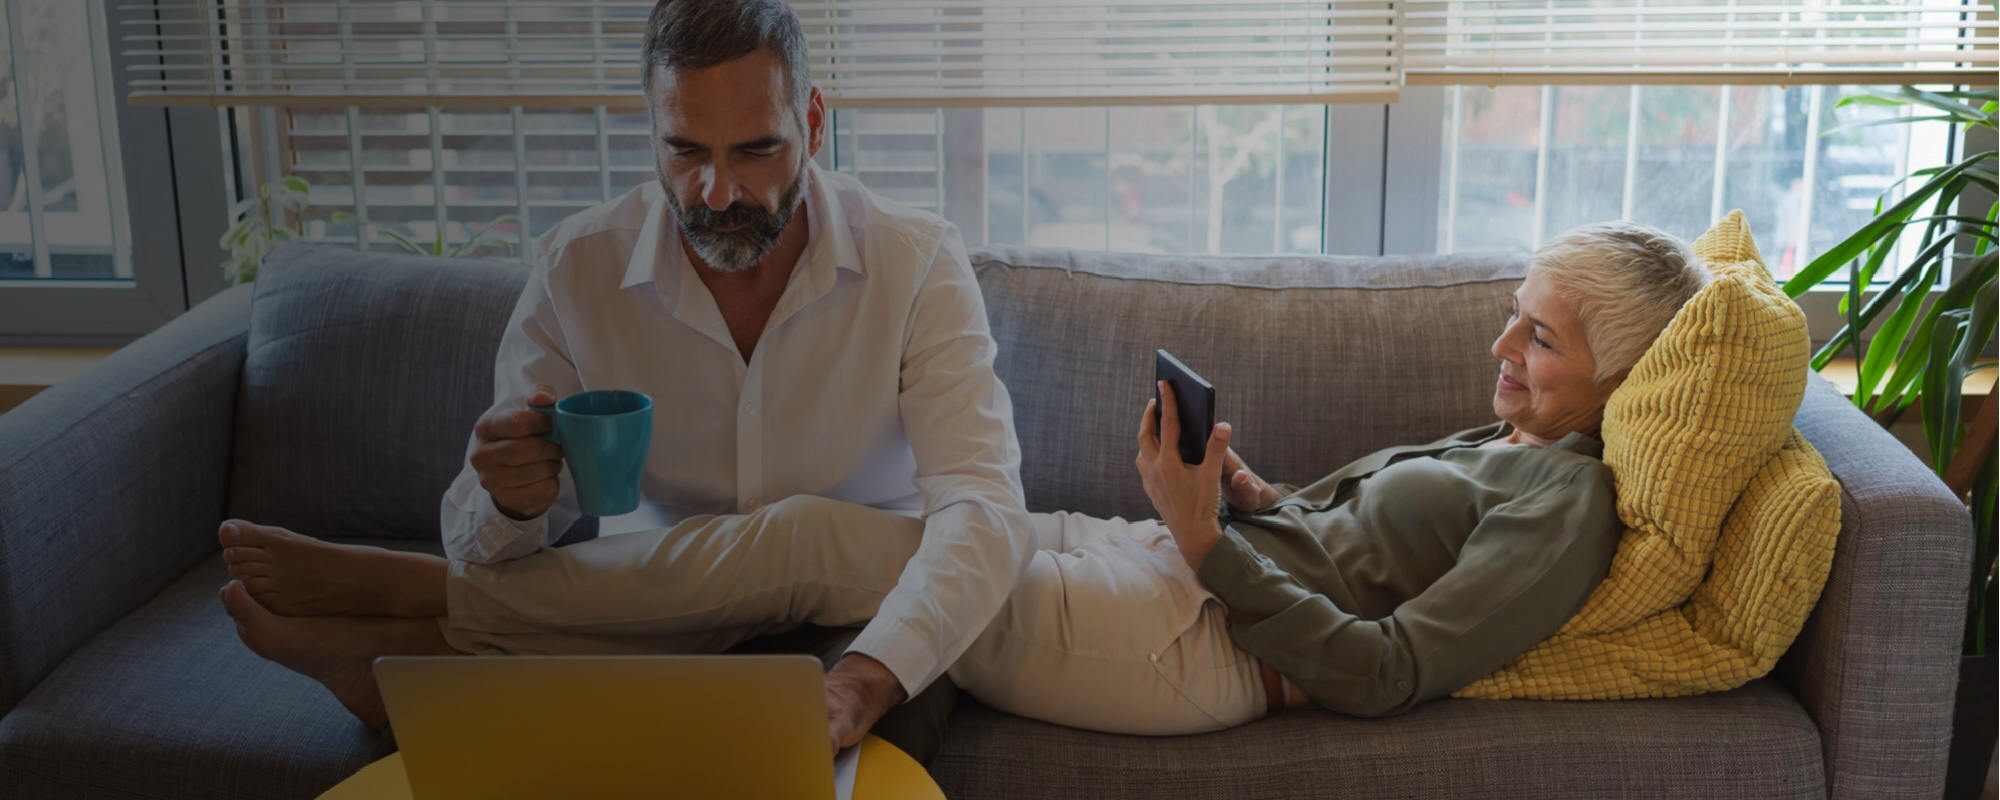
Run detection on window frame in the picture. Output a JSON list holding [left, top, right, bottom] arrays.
[[0, 0, 209, 344]]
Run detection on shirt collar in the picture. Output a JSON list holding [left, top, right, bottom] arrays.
[[1488, 421, 1605, 459], [620, 164, 863, 296]]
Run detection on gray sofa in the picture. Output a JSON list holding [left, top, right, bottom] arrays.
[[0, 241, 1969, 798]]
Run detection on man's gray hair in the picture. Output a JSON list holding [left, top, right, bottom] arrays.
[[1528, 221, 1712, 385], [641, 0, 811, 118]]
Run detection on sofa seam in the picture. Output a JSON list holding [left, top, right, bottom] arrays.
[[0, 331, 247, 476]]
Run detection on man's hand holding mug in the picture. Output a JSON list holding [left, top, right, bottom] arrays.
[[471, 384, 566, 521]]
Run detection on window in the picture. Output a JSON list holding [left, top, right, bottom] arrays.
[[0, 0, 182, 340], [61, 0, 1991, 346], [282, 107, 657, 257], [277, 103, 1328, 258], [0, 0, 129, 281], [1437, 83, 1960, 285]]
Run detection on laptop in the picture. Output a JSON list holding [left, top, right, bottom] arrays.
[[374, 655, 857, 799]]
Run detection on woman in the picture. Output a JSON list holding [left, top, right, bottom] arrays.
[[216, 221, 1709, 738]]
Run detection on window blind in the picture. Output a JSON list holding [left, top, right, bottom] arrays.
[[1401, 0, 1998, 85], [119, 0, 1401, 108]]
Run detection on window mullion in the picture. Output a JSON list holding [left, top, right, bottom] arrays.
[[430, 106, 445, 249], [513, 106, 529, 257], [508, 0, 529, 257], [1711, 85, 1732, 226], [1441, 86, 1462, 253], [7, 0, 51, 278], [86, 0, 132, 279], [1272, 104, 1285, 253], [1622, 86, 1640, 221], [346, 106, 368, 251], [1531, 85, 1552, 248], [595, 106, 611, 202], [1797, 84, 1824, 277]]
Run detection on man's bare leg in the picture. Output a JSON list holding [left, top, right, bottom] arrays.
[[219, 579, 456, 729], [218, 520, 446, 618]]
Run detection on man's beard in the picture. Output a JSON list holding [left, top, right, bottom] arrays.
[[666, 163, 807, 273]]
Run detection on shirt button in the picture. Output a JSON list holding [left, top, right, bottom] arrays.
[[1148, 653, 1159, 663], [746, 404, 758, 417]]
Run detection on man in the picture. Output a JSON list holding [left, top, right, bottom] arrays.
[[216, 0, 1033, 757]]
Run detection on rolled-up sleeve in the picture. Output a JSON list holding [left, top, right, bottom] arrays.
[[439, 232, 586, 564], [1196, 464, 1619, 717], [843, 225, 1035, 699]]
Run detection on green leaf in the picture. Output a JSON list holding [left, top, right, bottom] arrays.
[[1810, 233, 1966, 371], [1822, 114, 1962, 139], [1835, 92, 1915, 110], [1967, 282, 1998, 372], [1924, 309, 1977, 474], [1977, 202, 1999, 260], [379, 227, 424, 256], [1782, 156, 1980, 295], [1840, 195, 1893, 317], [1858, 253, 1940, 412], [1898, 86, 1998, 122], [281, 175, 309, 194], [1875, 251, 1997, 409], [1895, 215, 2000, 243]]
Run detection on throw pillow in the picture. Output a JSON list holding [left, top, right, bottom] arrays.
[[1456, 210, 1841, 700]]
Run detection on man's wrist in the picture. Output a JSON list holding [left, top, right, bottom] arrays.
[[831, 652, 907, 708]]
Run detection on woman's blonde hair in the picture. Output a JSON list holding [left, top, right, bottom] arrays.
[[1529, 221, 1711, 385]]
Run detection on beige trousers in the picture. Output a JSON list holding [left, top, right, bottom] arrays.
[[442, 495, 1268, 736]]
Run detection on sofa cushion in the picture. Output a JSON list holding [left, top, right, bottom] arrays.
[[228, 243, 529, 540], [930, 683, 1825, 799], [971, 245, 1527, 520], [1460, 210, 1836, 700], [0, 538, 433, 799]]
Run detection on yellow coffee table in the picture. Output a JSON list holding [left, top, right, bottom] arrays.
[[317, 734, 943, 799]]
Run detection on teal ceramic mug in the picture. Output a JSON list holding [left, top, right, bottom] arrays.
[[530, 389, 653, 517]]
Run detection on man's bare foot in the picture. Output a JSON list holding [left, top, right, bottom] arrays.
[[220, 580, 395, 729], [218, 519, 446, 618]]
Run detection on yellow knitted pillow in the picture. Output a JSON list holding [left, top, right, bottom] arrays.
[[1456, 210, 1841, 700]]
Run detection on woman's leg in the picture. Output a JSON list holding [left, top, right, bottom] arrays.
[[947, 513, 1269, 736]]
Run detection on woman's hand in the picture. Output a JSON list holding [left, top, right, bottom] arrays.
[[1137, 380, 1229, 570], [1221, 447, 1283, 513]]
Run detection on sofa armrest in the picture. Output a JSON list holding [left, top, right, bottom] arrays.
[[0, 285, 251, 713], [1781, 373, 1971, 800]]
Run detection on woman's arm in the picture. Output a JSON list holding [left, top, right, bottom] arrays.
[[1134, 382, 1234, 568], [1195, 464, 1620, 717]]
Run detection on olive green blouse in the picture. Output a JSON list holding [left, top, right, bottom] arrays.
[[1198, 422, 1620, 718]]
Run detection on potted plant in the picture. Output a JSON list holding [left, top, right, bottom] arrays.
[[1779, 85, 1996, 799], [221, 175, 518, 285]]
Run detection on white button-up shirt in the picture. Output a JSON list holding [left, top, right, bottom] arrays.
[[439, 166, 1034, 696]]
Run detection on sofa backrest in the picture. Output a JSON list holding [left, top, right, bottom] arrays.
[[227, 243, 526, 540], [972, 245, 1526, 519], [227, 242, 1527, 538]]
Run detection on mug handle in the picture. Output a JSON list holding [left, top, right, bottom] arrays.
[[530, 400, 560, 444]]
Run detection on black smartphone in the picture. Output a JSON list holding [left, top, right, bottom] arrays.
[[1154, 349, 1215, 465]]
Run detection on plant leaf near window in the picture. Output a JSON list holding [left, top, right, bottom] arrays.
[[1780, 86, 1997, 655], [218, 175, 348, 285]]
